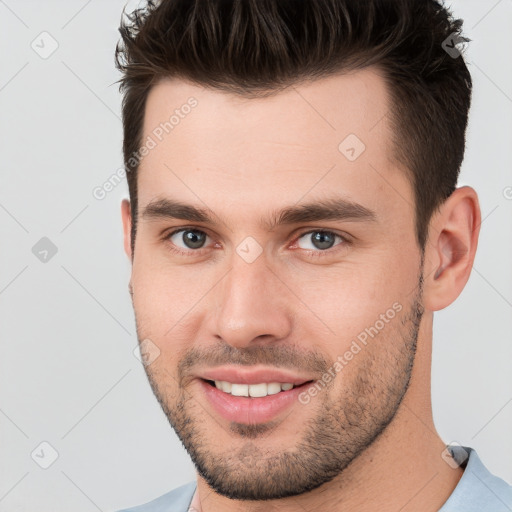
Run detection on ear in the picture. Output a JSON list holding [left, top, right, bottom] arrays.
[[121, 199, 133, 260], [422, 186, 481, 311]]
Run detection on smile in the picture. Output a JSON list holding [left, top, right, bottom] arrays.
[[209, 380, 296, 397]]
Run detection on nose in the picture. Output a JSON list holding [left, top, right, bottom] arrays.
[[212, 251, 293, 349]]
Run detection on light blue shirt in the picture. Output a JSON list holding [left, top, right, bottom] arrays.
[[116, 447, 512, 511]]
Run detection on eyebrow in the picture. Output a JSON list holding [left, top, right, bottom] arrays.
[[141, 197, 377, 230]]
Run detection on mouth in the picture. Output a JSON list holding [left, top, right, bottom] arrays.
[[202, 378, 313, 398], [199, 378, 316, 424]]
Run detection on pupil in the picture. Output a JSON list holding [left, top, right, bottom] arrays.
[[183, 230, 205, 249], [312, 231, 334, 250]]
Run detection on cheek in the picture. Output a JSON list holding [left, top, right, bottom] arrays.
[[289, 257, 416, 358], [296, 261, 406, 317], [131, 255, 215, 335]]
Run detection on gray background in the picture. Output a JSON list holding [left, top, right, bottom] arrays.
[[0, 1, 511, 510]]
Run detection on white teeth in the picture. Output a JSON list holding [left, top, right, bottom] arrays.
[[248, 383, 267, 397], [215, 380, 232, 393], [231, 384, 249, 397], [213, 381, 296, 397], [267, 382, 282, 395]]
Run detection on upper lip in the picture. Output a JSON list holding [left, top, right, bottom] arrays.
[[198, 366, 315, 386]]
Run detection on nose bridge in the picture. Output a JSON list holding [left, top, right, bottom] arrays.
[[213, 250, 291, 346]]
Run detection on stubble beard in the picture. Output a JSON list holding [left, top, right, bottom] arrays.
[[139, 283, 424, 501]]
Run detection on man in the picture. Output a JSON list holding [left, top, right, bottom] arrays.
[[114, 0, 512, 511]]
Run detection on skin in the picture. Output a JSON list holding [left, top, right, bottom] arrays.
[[121, 68, 481, 512]]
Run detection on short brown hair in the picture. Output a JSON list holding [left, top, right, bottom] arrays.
[[115, 0, 472, 252]]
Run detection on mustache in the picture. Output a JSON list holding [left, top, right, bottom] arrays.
[[177, 342, 331, 381]]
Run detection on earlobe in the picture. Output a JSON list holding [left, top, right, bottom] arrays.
[[422, 186, 481, 311], [121, 199, 133, 260]]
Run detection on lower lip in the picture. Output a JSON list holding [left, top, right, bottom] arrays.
[[199, 379, 311, 424]]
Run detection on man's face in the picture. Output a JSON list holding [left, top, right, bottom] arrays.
[[125, 69, 425, 500]]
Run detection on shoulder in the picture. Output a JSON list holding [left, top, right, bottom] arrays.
[[115, 481, 197, 512], [441, 446, 512, 512]]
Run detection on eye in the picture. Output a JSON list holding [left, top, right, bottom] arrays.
[[163, 227, 349, 259], [167, 229, 210, 250], [295, 230, 345, 251]]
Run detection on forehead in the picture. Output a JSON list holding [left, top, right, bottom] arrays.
[[137, 68, 413, 229], [143, 67, 390, 154]]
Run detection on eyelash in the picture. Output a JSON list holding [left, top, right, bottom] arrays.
[[162, 227, 351, 259]]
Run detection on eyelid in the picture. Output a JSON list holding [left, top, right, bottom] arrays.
[[164, 226, 211, 239]]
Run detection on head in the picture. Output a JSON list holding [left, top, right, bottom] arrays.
[[116, 0, 479, 501]]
